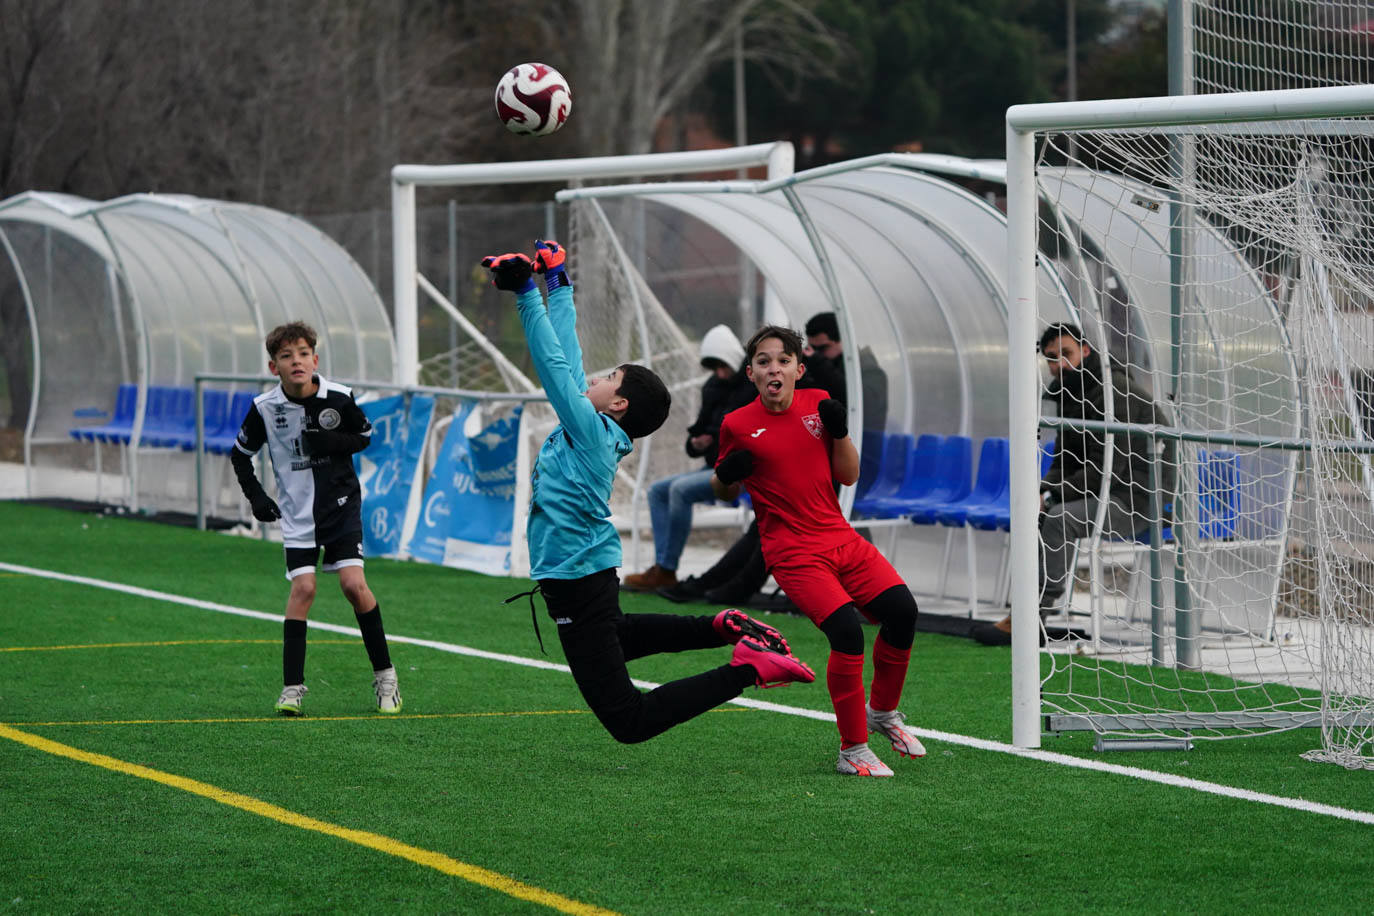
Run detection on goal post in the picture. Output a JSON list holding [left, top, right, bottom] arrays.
[[390, 143, 795, 387], [1005, 84, 1374, 765]]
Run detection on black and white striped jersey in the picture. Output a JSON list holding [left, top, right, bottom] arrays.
[[234, 376, 372, 548]]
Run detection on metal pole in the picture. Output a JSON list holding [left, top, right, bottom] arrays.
[[1007, 124, 1042, 749], [1066, 0, 1078, 159], [195, 378, 205, 531], [735, 24, 756, 333], [1168, 0, 1198, 668], [392, 179, 419, 386], [448, 199, 459, 386]]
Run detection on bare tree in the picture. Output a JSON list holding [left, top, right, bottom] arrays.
[[0, 0, 490, 211], [486, 0, 848, 158]]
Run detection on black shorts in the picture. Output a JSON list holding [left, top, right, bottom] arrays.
[[284, 532, 364, 580]]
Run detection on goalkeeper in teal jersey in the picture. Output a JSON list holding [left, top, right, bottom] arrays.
[[479, 240, 814, 744]]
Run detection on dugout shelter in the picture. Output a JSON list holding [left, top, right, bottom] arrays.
[[0, 191, 394, 510]]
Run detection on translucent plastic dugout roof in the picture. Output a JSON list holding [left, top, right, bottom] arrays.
[[616, 164, 1081, 445], [0, 191, 394, 448]]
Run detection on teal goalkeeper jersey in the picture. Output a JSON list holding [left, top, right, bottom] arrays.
[[516, 284, 632, 580]]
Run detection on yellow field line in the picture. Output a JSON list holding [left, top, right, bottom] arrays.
[[1, 639, 356, 652], [8, 709, 594, 727], [0, 723, 621, 916]]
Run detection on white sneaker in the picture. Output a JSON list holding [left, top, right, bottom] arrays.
[[275, 684, 307, 716], [867, 705, 927, 759], [373, 667, 402, 713], [836, 742, 894, 777]]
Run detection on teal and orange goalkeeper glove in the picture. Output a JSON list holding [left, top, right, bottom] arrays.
[[481, 252, 535, 293], [533, 239, 570, 291]]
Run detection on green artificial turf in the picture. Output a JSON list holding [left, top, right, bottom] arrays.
[[2, 502, 1372, 914]]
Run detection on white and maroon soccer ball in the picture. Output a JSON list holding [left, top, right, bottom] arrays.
[[494, 63, 572, 137]]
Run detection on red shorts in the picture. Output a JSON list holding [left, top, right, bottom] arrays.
[[768, 536, 905, 625]]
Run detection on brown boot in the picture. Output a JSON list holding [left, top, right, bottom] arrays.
[[971, 615, 1012, 646], [622, 564, 677, 591], [971, 614, 1047, 647]]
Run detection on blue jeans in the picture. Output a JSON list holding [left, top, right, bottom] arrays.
[[648, 467, 718, 571]]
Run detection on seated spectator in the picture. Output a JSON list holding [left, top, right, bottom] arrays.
[[622, 324, 752, 592], [972, 322, 1175, 645]]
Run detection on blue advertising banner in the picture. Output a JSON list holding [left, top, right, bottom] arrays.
[[407, 405, 522, 576], [355, 394, 434, 558]]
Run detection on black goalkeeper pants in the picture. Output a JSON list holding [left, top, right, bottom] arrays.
[[539, 568, 753, 744]]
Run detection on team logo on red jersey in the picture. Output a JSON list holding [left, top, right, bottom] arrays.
[[802, 413, 823, 439]]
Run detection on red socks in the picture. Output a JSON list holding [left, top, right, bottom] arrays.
[[827, 650, 868, 747], [868, 634, 911, 713]]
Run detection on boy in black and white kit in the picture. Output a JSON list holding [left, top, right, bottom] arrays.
[[230, 321, 401, 716]]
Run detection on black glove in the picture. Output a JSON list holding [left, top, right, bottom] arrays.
[[715, 449, 754, 485], [480, 252, 535, 293], [303, 428, 366, 457], [250, 493, 281, 523], [818, 398, 848, 439]]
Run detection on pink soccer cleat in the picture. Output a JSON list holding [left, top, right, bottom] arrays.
[[713, 608, 791, 655], [730, 635, 815, 688]]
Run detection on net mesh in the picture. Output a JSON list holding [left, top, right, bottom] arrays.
[[1032, 115, 1374, 767], [416, 197, 710, 541], [1192, 1, 1374, 94]]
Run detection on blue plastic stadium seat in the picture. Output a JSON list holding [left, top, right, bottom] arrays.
[[853, 434, 910, 510], [855, 430, 886, 499], [858, 434, 970, 521], [161, 389, 230, 451], [206, 390, 259, 454], [1130, 448, 1239, 545], [967, 439, 1055, 531], [136, 386, 194, 448], [936, 437, 1009, 527], [71, 383, 138, 443], [854, 433, 942, 518], [903, 436, 974, 525]]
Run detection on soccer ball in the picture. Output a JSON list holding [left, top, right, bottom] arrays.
[[494, 63, 572, 137]]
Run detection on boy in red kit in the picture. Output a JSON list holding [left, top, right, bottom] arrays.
[[712, 325, 925, 777]]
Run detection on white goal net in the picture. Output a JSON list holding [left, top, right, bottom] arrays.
[[1008, 87, 1374, 767]]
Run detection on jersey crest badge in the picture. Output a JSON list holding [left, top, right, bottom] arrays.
[[802, 413, 823, 439], [318, 407, 342, 430]]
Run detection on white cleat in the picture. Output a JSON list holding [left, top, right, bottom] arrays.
[[866, 705, 927, 759], [373, 667, 402, 714], [275, 683, 308, 716], [836, 742, 894, 777]]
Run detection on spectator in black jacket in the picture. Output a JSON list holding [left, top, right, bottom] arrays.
[[973, 322, 1175, 645], [623, 325, 752, 591]]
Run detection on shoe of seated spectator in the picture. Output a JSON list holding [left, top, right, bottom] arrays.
[[971, 615, 1045, 647], [704, 581, 758, 605], [657, 575, 708, 603], [622, 564, 677, 591]]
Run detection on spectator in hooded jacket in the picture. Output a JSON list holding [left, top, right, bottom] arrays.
[[622, 324, 755, 592]]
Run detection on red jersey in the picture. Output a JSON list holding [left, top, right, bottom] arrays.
[[717, 387, 860, 566]]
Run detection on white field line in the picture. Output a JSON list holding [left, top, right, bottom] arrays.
[[4, 560, 1372, 827]]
